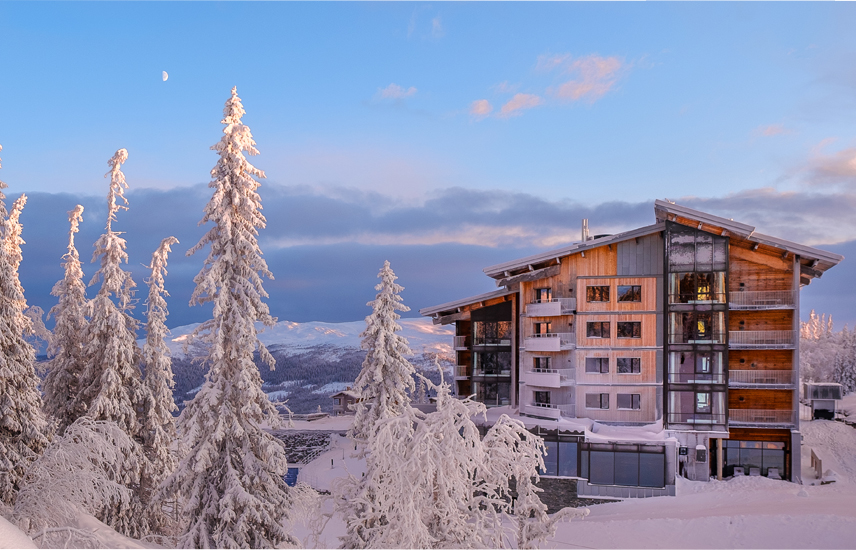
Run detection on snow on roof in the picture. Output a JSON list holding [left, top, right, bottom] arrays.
[[331, 390, 359, 400]]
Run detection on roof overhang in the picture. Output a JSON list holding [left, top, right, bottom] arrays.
[[419, 287, 515, 322]]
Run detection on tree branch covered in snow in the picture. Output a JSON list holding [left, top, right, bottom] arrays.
[[161, 87, 303, 549], [43, 205, 89, 434]]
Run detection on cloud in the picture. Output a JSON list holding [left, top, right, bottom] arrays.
[[378, 83, 417, 100], [431, 17, 444, 38], [491, 81, 519, 94], [547, 54, 625, 103], [756, 124, 794, 137], [499, 93, 543, 117], [469, 99, 493, 118], [805, 146, 856, 187]]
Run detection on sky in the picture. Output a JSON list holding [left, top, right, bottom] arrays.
[[0, 2, 855, 330]]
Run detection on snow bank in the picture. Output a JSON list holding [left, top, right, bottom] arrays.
[[0, 516, 36, 548]]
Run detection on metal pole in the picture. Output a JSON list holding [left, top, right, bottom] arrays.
[[717, 438, 723, 481]]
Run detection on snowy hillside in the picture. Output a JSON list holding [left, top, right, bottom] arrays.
[[159, 317, 454, 414]]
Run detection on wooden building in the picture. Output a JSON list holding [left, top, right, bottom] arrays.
[[421, 200, 842, 489]]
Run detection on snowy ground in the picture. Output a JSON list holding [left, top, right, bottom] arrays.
[[5, 415, 856, 548]]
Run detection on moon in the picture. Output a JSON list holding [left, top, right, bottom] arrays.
[[162, 71, 168, 82]]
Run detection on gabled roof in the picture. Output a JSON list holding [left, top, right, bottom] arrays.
[[482, 223, 665, 279], [654, 199, 844, 270], [418, 287, 515, 317]]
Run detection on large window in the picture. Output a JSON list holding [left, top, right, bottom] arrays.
[[617, 285, 642, 302], [667, 351, 724, 383], [667, 390, 726, 425], [617, 393, 641, 410], [534, 391, 551, 405], [586, 285, 610, 302], [587, 321, 610, 338], [617, 321, 641, 338], [538, 438, 580, 478], [669, 272, 726, 304], [667, 229, 727, 272], [473, 351, 512, 376], [585, 393, 609, 409], [617, 357, 641, 374], [580, 443, 666, 488], [585, 357, 609, 374], [669, 311, 725, 344], [724, 440, 786, 478], [473, 320, 512, 346], [472, 380, 510, 407]]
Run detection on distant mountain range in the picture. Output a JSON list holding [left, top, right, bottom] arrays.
[[162, 317, 455, 414]]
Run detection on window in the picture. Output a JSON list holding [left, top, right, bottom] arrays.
[[617, 321, 641, 338], [534, 287, 552, 303], [696, 392, 711, 414], [474, 351, 512, 376], [585, 357, 609, 374], [617, 357, 641, 374], [586, 285, 610, 302], [534, 391, 551, 405], [617, 285, 642, 302], [617, 393, 641, 410], [670, 272, 725, 303], [586, 393, 609, 409], [473, 320, 512, 345], [533, 356, 551, 371], [334, 398, 341, 405], [534, 321, 552, 335], [587, 321, 610, 338]]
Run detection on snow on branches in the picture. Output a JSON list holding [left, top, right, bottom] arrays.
[[43, 205, 88, 434], [161, 87, 301, 549], [351, 260, 416, 446], [0, 147, 50, 506]]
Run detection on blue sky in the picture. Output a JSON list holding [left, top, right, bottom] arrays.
[[1, 2, 855, 329]]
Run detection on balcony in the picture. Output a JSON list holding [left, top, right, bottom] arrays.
[[666, 412, 727, 426], [454, 366, 469, 380], [472, 336, 512, 347], [526, 298, 576, 317], [728, 409, 796, 427], [472, 368, 512, 378], [454, 336, 468, 350], [729, 330, 796, 350], [523, 332, 576, 352], [667, 372, 726, 385], [728, 370, 796, 387], [524, 402, 575, 420], [525, 368, 575, 388], [728, 290, 796, 310]]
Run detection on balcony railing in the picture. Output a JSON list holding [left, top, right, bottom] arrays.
[[729, 330, 796, 349], [729, 370, 796, 386], [526, 298, 576, 317], [523, 332, 576, 352], [526, 368, 575, 388], [728, 409, 796, 426], [455, 366, 469, 379], [666, 412, 727, 426], [472, 336, 512, 346], [527, 402, 575, 419], [454, 336, 468, 350], [472, 368, 512, 377], [669, 332, 726, 345], [667, 372, 726, 385], [728, 290, 796, 310], [669, 293, 727, 305]]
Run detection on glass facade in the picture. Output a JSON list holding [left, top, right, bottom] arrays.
[[722, 440, 786, 478]]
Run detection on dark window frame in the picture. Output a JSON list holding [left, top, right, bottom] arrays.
[[586, 321, 610, 338], [586, 285, 610, 303], [617, 285, 642, 302], [585, 393, 610, 409], [585, 357, 609, 374], [617, 393, 642, 410], [617, 321, 642, 339], [617, 357, 642, 374]]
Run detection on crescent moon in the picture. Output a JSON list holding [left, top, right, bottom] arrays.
[[162, 71, 169, 82]]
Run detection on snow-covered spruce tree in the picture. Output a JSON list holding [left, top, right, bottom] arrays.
[[350, 260, 416, 446], [159, 87, 299, 549], [74, 149, 148, 537], [43, 205, 89, 434], [140, 236, 179, 527], [833, 326, 856, 395], [0, 176, 51, 506]]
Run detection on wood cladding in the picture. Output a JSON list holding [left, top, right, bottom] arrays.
[[729, 350, 794, 371], [575, 277, 659, 313], [727, 427, 792, 444], [573, 385, 658, 423], [575, 349, 658, 384], [729, 310, 794, 332], [576, 313, 658, 348], [729, 389, 793, 410], [729, 248, 792, 292]]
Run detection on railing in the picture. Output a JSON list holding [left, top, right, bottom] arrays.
[[524, 332, 575, 352], [669, 293, 727, 305], [454, 336, 468, 350], [472, 336, 512, 346], [669, 332, 726, 345], [666, 412, 727, 426], [527, 298, 576, 317], [728, 409, 796, 426], [729, 330, 796, 349], [529, 402, 575, 418], [728, 290, 796, 310], [667, 372, 726, 384], [729, 370, 795, 386], [526, 368, 575, 387], [472, 368, 512, 377], [455, 366, 469, 378]]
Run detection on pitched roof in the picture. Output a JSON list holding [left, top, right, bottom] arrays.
[[418, 287, 515, 317]]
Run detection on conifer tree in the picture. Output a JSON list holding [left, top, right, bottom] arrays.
[[73, 149, 148, 537], [351, 260, 416, 446], [43, 205, 88, 434], [140, 236, 179, 525], [0, 146, 51, 506], [160, 87, 299, 549]]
